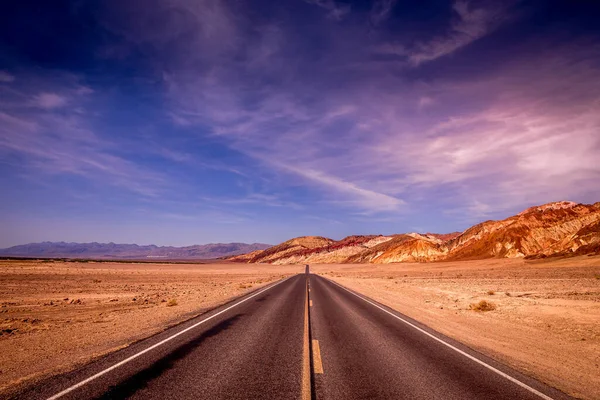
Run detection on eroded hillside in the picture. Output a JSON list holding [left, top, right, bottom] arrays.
[[230, 201, 600, 264]]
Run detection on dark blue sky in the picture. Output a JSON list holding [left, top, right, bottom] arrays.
[[1, 0, 599, 246]]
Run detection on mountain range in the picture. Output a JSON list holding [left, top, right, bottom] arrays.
[[229, 201, 600, 264], [0, 242, 271, 260]]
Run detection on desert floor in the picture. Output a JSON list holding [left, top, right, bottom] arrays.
[[311, 256, 600, 400], [0, 260, 301, 396]]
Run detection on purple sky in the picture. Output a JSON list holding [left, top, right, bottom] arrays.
[[1, 0, 599, 247]]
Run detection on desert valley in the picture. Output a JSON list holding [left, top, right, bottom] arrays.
[[1, 201, 599, 398]]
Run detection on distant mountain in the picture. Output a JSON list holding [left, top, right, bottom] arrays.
[[0, 241, 272, 260], [229, 201, 600, 264]]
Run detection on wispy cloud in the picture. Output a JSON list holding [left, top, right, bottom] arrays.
[[0, 75, 167, 197], [370, 0, 398, 26], [374, 1, 512, 66], [374, 44, 600, 213], [304, 0, 351, 20], [269, 161, 404, 212], [158, 4, 597, 215], [93, 0, 600, 219], [409, 1, 511, 65], [33, 92, 68, 109], [0, 71, 15, 83], [198, 192, 303, 210]]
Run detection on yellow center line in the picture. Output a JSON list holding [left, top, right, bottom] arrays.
[[312, 340, 324, 374], [302, 278, 311, 400]]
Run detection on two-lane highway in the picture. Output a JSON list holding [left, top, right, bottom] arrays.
[[11, 271, 572, 400]]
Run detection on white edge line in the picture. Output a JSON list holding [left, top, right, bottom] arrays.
[[46, 275, 294, 400], [323, 276, 555, 400]]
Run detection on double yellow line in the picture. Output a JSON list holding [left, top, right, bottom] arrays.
[[302, 271, 324, 400], [302, 275, 311, 400]]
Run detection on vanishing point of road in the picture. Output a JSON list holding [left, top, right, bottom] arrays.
[[11, 268, 572, 400]]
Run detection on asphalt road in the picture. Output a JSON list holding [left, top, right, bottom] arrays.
[[10, 272, 572, 400]]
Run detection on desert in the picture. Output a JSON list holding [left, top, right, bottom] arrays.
[[2, 255, 599, 398], [2, 201, 600, 398]]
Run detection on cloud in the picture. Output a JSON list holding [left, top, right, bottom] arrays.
[[370, 0, 398, 26], [198, 192, 303, 210], [374, 1, 512, 66], [75, 86, 94, 95], [418, 96, 435, 109], [95, 0, 600, 218], [99, 0, 239, 64], [304, 0, 350, 20], [409, 1, 510, 65], [268, 161, 405, 212], [168, 111, 193, 126], [0, 111, 37, 132], [164, 70, 406, 212], [0, 71, 15, 83], [373, 44, 600, 213], [0, 75, 167, 197], [33, 92, 68, 109], [0, 112, 165, 197]]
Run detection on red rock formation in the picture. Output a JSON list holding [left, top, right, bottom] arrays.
[[229, 201, 600, 264]]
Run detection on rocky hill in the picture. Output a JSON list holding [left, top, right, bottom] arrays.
[[229, 236, 335, 264], [230, 201, 600, 264], [346, 234, 449, 263], [0, 242, 271, 260], [445, 201, 600, 260]]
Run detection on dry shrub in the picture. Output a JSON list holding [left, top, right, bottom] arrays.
[[470, 300, 496, 312], [487, 290, 495, 295], [166, 299, 178, 307]]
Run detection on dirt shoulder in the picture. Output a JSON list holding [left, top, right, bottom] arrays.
[[311, 256, 600, 400], [0, 260, 300, 396]]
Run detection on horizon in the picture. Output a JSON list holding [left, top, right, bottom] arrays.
[[2, 1, 600, 247], [0, 240, 273, 248]]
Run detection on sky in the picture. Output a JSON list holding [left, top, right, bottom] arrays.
[[1, 0, 599, 247]]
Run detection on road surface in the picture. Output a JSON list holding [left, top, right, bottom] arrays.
[[11, 272, 571, 400]]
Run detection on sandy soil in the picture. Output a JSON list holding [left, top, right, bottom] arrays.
[[0, 260, 301, 396], [311, 256, 600, 399]]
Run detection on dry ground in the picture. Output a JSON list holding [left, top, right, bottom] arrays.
[[0, 260, 301, 396], [312, 256, 600, 400]]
